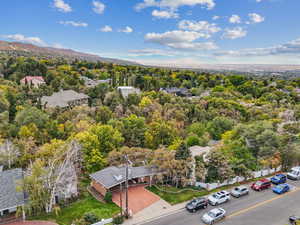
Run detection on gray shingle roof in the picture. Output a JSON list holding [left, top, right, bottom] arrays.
[[160, 87, 191, 97], [90, 166, 157, 189], [41, 90, 89, 108], [0, 168, 25, 211]]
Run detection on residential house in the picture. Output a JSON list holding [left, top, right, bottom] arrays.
[[81, 76, 111, 88], [20, 76, 46, 88], [160, 87, 191, 97], [90, 166, 158, 196], [0, 168, 25, 218], [117, 86, 141, 98], [41, 90, 90, 109]]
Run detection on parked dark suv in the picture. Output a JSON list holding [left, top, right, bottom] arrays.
[[185, 197, 208, 212], [251, 178, 271, 191]]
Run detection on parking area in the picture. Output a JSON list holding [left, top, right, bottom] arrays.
[[143, 177, 300, 225]]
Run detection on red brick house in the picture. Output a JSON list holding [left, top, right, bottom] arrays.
[[90, 166, 158, 196]]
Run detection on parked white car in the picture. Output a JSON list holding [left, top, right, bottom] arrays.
[[202, 208, 226, 225], [287, 167, 300, 180], [208, 191, 230, 206]]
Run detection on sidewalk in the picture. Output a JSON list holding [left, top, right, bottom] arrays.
[[123, 199, 187, 225]]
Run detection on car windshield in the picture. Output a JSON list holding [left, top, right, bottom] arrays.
[[255, 181, 263, 185], [290, 170, 299, 175], [277, 185, 285, 190], [208, 212, 216, 218], [212, 194, 221, 199], [234, 187, 241, 191], [190, 200, 197, 205]]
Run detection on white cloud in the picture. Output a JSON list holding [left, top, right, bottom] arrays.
[[146, 30, 203, 44], [59, 21, 88, 27], [248, 13, 265, 24], [145, 30, 218, 50], [100, 25, 113, 32], [135, 0, 216, 11], [53, 0, 72, 13], [119, 26, 134, 33], [92, 1, 105, 14], [215, 38, 300, 57], [212, 15, 220, 20], [2, 34, 46, 46], [152, 10, 179, 19], [167, 41, 218, 50], [229, 15, 241, 24], [223, 27, 247, 39], [178, 20, 221, 38]]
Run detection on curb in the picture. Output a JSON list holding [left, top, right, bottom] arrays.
[[125, 206, 186, 225]]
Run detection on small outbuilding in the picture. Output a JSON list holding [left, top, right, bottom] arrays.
[[117, 86, 141, 98]]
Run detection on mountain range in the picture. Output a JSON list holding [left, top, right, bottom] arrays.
[[0, 41, 138, 65]]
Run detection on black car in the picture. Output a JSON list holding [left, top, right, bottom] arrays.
[[185, 197, 208, 212], [289, 216, 300, 225]]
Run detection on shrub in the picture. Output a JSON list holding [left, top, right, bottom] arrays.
[[104, 191, 113, 203], [83, 212, 99, 224], [186, 135, 200, 147], [113, 215, 124, 224]]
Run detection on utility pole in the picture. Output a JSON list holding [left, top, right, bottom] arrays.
[[119, 183, 123, 217], [124, 155, 129, 218]]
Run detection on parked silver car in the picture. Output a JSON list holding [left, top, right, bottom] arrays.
[[231, 186, 249, 198], [202, 208, 226, 225]]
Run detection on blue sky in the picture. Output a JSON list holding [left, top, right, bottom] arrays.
[[1, 0, 300, 66]]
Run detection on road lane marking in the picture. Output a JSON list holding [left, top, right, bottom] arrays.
[[227, 187, 300, 219]]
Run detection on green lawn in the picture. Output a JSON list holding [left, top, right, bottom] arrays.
[[147, 185, 209, 205], [147, 174, 279, 205], [30, 194, 120, 225]]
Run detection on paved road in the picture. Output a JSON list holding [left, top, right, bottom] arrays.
[[143, 179, 300, 225]]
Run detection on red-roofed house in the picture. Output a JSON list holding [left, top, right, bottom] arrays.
[[20, 76, 45, 88]]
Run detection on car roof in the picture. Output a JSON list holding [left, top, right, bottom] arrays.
[[210, 208, 222, 214], [278, 183, 288, 187], [193, 197, 205, 202], [275, 174, 285, 177]]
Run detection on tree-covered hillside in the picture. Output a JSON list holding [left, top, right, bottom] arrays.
[[0, 55, 299, 222]]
